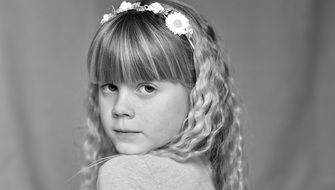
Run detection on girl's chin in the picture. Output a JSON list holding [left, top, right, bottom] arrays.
[[115, 144, 149, 155]]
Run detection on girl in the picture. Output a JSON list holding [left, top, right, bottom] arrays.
[[81, 0, 247, 189]]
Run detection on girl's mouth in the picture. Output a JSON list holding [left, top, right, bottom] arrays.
[[114, 129, 141, 133], [114, 130, 141, 139]]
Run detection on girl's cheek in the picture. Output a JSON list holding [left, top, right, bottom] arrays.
[[98, 96, 115, 120]]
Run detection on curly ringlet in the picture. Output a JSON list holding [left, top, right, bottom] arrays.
[[80, 0, 247, 190]]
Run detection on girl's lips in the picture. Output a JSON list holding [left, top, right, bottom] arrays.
[[114, 129, 141, 133], [114, 130, 141, 139]]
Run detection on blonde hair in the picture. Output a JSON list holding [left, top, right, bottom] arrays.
[[81, 0, 247, 189]]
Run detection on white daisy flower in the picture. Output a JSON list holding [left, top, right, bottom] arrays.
[[101, 13, 113, 24], [165, 12, 190, 36], [118, 1, 133, 12], [147, 2, 164, 14]]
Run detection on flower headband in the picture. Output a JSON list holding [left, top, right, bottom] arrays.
[[100, 1, 194, 49]]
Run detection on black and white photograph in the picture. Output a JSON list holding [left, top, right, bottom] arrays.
[[1, 0, 334, 190]]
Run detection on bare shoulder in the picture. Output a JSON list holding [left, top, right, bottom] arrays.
[[98, 154, 214, 190], [99, 154, 178, 177], [99, 154, 147, 173], [97, 155, 159, 190], [98, 154, 154, 179]]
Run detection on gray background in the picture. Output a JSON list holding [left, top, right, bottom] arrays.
[[1, 0, 334, 189]]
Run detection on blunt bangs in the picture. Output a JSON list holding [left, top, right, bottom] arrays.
[[87, 10, 195, 87]]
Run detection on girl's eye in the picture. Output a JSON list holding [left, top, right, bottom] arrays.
[[101, 84, 118, 93], [138, 84, 157, 94]]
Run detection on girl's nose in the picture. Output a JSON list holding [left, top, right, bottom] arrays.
[[112, 87, 135, 119]]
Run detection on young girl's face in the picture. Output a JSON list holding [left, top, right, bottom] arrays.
[[98, 80, 190, 155]]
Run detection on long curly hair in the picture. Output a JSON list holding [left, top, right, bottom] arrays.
[[80, 0, 247, 190]]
